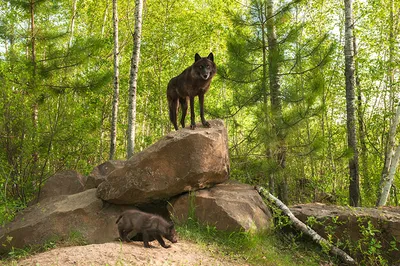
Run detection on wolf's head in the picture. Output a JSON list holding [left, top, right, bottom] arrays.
[[192, 53, 217, 81], [164, 222, 178, 243]]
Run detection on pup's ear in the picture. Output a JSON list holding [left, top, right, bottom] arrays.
[[207, 53, 214, 62], [195, 53, 201, 62]]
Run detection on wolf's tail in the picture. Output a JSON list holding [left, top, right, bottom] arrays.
[[115, 215, 122, 224], [168, 98, 179, 130]]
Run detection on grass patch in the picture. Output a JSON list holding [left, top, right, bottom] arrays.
[[176, 217, 337, 266], [1, 230, 88, 264]]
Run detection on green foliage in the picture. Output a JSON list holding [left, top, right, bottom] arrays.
[[0, 0, 399, 240], [176, 219, 332, 266], [353, 218, 387, 265]]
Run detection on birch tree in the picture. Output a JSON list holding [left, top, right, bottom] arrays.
[[109, 0, 119, 160], [377, 0, 399, 206], [344, 0, 360, 206], [377, 104, 400, 206], [127, 0, 144, 158]]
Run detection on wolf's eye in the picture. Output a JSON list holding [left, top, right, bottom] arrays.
[[199, 65, 203, 69], [206, 65, 210, 69]]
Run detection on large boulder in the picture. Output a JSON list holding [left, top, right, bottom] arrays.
[[97, 119, 230, 205], [85, 160, 125, 189], [0, 189, 122, 254], [290, 203, 400, 264], [36, 170, 86, 203], [168, 181, 272, 232]]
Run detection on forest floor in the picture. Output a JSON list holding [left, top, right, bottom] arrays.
[[11, 239, 247, 266]]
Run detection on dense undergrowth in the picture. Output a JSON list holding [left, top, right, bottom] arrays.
[[176, 216, 338, 266]]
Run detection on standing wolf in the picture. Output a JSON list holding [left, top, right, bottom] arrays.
[[167, 53, 217, 130], [116, 209, 178, 248]]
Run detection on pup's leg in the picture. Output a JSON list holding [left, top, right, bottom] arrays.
[[189, 97, 196, 129], [155, 235, 170, 248], [142, 231, 152, 248], [119, 229, 131, 242], [199, 93, 210, 128], [179, 97, 188, 129]]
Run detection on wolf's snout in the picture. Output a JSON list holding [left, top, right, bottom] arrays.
[[202, 74, 210, 80]]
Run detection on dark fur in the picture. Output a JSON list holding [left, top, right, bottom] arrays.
[[116, 209, 178, 248], [167, 53, 217, 130]]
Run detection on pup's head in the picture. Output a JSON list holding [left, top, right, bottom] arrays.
[[164, 222, 178, 243], [193, 53, 217, 81]]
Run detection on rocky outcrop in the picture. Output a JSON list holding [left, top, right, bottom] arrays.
[[0, 120, 273, 255], [36, 170, 86, 203], [169, 181, 272, 232], [96, 119, 230, 205], [290, 203, 400, 264], [85, 160, 125, 189], [0, 189, 122, 254]]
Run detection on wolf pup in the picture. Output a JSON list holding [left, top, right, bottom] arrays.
[[167, 53, 217, 130], [116, 209, 178, 248]]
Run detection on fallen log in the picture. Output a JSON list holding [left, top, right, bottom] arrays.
[[256, 185, 356, 265]]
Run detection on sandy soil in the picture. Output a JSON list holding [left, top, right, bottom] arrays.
[[13, 240, 247, 266]]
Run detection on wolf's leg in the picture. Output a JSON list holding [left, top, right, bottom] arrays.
[[155, 235, 170, 248], [119, 229, 132, 242], [168, 98, 179, 130], [179, 97, 188, 129], [189, 96, 196, 129], [198, 93, 210, 127], [142, 231, 152, 248]]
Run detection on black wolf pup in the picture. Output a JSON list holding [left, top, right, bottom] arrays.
[[116, 209, 178, 248], [167, 53, 217, 130]]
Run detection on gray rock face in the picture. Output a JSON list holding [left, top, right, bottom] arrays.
[[36, 170, 86, 203], [85, 160, 125, 189], [290, 203, 400, 264], [168, 181, 272, 232], [0, 189, 122, 254], [96, 119, 230, 205]]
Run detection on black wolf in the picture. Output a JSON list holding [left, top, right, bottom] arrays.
[[167, 53, 217, 130], [116, 209, 178, 248]]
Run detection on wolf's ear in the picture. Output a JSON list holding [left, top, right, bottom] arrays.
[[207, 53, 214, 62], [195, 53, 201, 62]]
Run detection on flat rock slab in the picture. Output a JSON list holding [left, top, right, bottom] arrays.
[[97, 119, 230, 205], [290, 203, 400, 264], [169, 181, 272, 232], [0, 189, 122, 254], [35, 170, 86, 203]]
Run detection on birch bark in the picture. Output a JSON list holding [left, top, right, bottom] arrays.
[[127, 0, 144, 158]]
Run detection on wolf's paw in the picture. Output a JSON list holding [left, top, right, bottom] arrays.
[[190, 124, 196, 130], [202, 121, 211, 128]]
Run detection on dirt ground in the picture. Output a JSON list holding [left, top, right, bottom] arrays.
[[13, 239, 247, 266]]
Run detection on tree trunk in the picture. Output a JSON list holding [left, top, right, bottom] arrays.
[[101, 0, 109, 37], [256, 186, 356, 265], [30, 0, 38, 129], [354, 31, 368, 202], [376, 0, 397, 207], [109, 0, 120, 160], [69, 0, 78, 48], [377, 103, 400, 206], [127, 0, 144, 158], [266, 0, 287, 203], [344, 0, 360, 207]]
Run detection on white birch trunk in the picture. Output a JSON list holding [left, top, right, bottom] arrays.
[[127, 0, 144, 158], [377, 103, 400, 206], [109, 0, 120, 160], [69, 0, 78, 48], [256, 186, 356, 265]]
